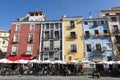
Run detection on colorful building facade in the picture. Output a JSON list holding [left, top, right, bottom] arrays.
[[82, 18, 114, 61], [62, 16, 85, 62], [40, 20, 63, 61], [6, 7, 120, 62], [0, 30, 9, 53], [99, 7, 120, 60], [7, 11, 45, 61]]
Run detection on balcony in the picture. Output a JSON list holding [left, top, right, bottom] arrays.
[[41, 48, 50, 52], [25, 51, 32, 55], [84, 34, 91, 38], [103, 33, 110, 37], [12, 39, 19, 44], [114, 40, 120, 45], [70, 26, 75, 28], [92, 34, 101, 39], [54, 37, 60, 40], [69, 35, 77, 39], [112, 30, 120, 35], [92, 47, 105, 53], [54, 48, 60, 50], [42, 37, 50, 40], [41, 47, 61, 52], [95, 34, 99, 37], [28, 39, 33, 43], [71, 50, 77, 52], [93, 49, 105, 53]]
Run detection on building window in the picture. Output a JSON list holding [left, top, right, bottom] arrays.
[[50, 23, 54, 29], [39, 12, 42, 15], [70, 20, 75, 28], [28, 34, 34, 42], [103, 30, 110, 37], [54, 52, 60, 60], [70, 44, 77, 52], [35, 13, 38, 16], [85, 31, 90, 38], [103, 30, 108, 33], [30, 24, 35, 31], [115, 35, 120, 43], [118, 47, 120, 51], [95, 43, 101, 51], [60, 23, 62, 29], [42, 24, 45, 29], [44, 53, 49, 60], [93, 21, 98, 27], [43, 41, 50, 50], [113, 25, 119, 33], [30, 13, 34, 16], [107, 56, 112, 61], [106, 43, 112, 50], [101, 21, 104, 25], [116, 13, 120, 15], [105, 13, 109, 16], [26, 45, 33, 55], [94, 30, 99, 37], [55, 23, 59, 29], [70, 32, 76, 38], [117, 47, 120, 56], [16, 24, 20, 31], [111, 17, 117, 22], [84, 21, 88, 25], [49, 52, 54, 61], [2, 41, 5, 44], [50, 41, 53, 50], [11, 45, 18, 55], [46, 23, 49, 29], [86, 44, 92, 52], [44, 31, 49, 39], [13, 34, 19, 42], [54, 40, 60, 50], [54, 31, 59, 39]]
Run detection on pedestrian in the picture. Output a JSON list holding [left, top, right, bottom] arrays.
[[92, 69, 100, 78], [19, 65, 23, 76]]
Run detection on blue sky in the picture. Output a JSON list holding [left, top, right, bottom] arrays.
[[0, 0, 120, 30]]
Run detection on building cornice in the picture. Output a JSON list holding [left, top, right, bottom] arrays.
[[83, 18, 107, 21], [62, 16, 82, 20]]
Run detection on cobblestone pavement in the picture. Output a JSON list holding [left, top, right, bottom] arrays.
[[0, 75, 120, 80]]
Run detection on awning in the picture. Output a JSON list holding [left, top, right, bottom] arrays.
[[7, 56, 31, 61]]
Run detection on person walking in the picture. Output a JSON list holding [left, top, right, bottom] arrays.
[[19, 65, 23, 76]]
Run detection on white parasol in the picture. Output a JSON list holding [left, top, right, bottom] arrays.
[[14, 59, 28, 64], [0, 58, 13, 63], [29, 59, 39, 63]]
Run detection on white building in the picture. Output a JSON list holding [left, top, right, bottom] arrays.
[[18, 11, 46, 21], [99, 7, 120, 60], [40, 20, 63, 61], [0, 30, 9, 52]]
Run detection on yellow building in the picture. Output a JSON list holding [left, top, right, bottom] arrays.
[[62, 16, 85, 62], [99, 7, 120, 60]]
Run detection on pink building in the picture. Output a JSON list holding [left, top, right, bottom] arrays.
[[7, 11, 45, 61]]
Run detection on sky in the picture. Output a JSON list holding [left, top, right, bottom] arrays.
[[0, 0, 120, 30]]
